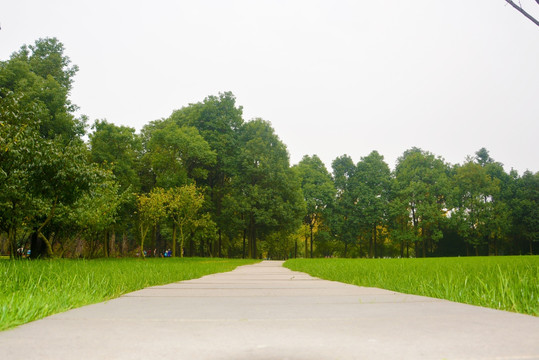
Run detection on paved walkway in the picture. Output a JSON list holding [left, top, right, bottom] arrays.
[[1, 261, 538, 359]]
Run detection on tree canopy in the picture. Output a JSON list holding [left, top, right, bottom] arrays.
[[1, 37, 538, 259]]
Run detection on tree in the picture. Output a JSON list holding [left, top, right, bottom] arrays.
[[294, 155, 335, 258], [512, 171, 539, 254], [0, 90, 101, 258], [1, 37, 85, 141], [0, 91, 45, 258], [165, 185, 215, 257], [71, 172, 125, 257], [89, 119, 142, 192], [329, 155, 360, 257], [170, 92, 244, 256], [354, 151, 391, 258], [144, 120, 216, 188], [28, 139, 102, 258], [452, 161, 501, 255], [388, 180, 417, 258], [136, 188, 167, 258], [10, 37, 79, 91], [483, 156, 514, 255], [88, 119, 142, 255], [233, 119, 304, 259], [0, 38, 103, 258], [475, 147, 494, 167], [393, 148, 450, 257]]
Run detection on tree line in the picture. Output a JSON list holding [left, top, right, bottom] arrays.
[[1, 38, 537, 259]]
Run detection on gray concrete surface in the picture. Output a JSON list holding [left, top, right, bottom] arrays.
[[1, 260, 538, 359]]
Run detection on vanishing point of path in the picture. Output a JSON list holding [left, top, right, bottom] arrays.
[[1, 261, 538, 360]]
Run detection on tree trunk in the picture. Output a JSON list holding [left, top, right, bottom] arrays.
[[122, 231, 128, 256], [35, 196, 58, 258], [304, 232, 308, 258], [103, 231, 109, 257], [248, 222, 252, 259], [151, 225, 157, 256], [110, 227, 116, 257], [252, 226, 257, 259], [368, 233, 373, 258], [179, 225, 184, 258], [373, 225, 377, 258], [189, 238, 195, 257], [248, 215, 257, 259], [140, 224, 148, 259], [197, 232, 204, 256], [37, 231, 54, 258], [155, 223, 162, 257], [172, 222, 177, 257], [30, 228, 44, 259], [294, 238, 297, 258], [242, 229, 246, 259], [218, 229, 222, 258], [310, 224, 314, 258], [8, 227, 16, 259]]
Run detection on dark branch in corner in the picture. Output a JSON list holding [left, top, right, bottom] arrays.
[[505, 0, 539, 26]]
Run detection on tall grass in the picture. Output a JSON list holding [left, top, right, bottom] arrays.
[[0, 258, 258, 331], [284, 256, 539, 316]]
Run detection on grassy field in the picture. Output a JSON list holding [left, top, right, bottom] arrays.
[[0, 257, 258, 331], [284, 256, 538, 316]]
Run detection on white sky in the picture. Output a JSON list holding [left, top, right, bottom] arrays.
[[1, 0, 538, 174]]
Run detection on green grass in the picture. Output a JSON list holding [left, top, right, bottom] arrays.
[[284, 256, 539, 316], [0, 257, 258, 331]]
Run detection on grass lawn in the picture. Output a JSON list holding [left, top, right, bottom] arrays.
[[284, 256, 538, 316], [0, 257, 258, 331]]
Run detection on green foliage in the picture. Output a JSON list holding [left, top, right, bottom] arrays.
[[451, 161, 501, 253], [71, 173, 126, 233], [294, 155, 335, 258], [136, 188, 168, 257], [165, 185, 216, 257], [233, 119, 305, 258], [328, 155, 360, 256], [513, 171, 539, 254], [0, 258, 259, 331], [170, 91, 243, 179], [393, 148, 450, 257], [0, 91, 45, 257], [10, 37, 79, 91], [284, 257, 539, 316], [353, 151, 391, 257], [0, 88, 101, 258], [1, 37, 85, 140], [144, 120, 216, 188], [2, 37, 538, 260], [89, 119, 142, 192]]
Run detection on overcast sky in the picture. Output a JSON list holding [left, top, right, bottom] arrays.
[[2, 0, 538, 173]]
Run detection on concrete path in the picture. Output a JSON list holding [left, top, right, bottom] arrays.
[[1, 261, 538, 360]]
